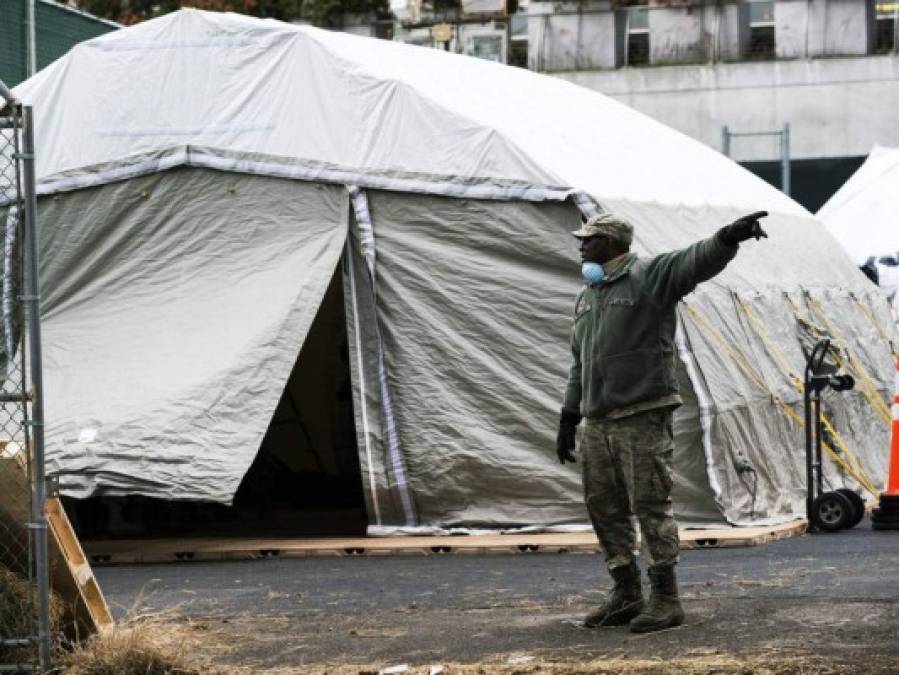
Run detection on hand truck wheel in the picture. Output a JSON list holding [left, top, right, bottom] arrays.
[[836, 488, 865, 529], [810, 491, 853, 532]]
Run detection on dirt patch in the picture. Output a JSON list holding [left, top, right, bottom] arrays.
[[111, 608, 896, 675], [58, 631, 899, 675], [176, 653, 897, 674]]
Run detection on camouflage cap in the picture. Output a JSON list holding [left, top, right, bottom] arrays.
[[571, 213, 634, 247]]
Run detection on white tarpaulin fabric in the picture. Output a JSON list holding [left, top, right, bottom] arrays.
[[14, 9, 802, 215], [9, 10, 897, 527], [37, 170, 348, 502], [818, 146, 899, 264]]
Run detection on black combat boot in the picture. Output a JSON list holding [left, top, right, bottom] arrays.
[[629, 563, 685, 633], [584, 561, 644, 627]]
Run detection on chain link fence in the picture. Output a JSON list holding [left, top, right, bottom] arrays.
[[0, 81, 51, 673]]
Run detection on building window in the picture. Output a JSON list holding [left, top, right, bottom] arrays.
[[626, 6, 650, 66], [747, 0, 775, 60], [467, 34, 504, 62], [509, 10, 528, 68], [875, 2, 898, 54]]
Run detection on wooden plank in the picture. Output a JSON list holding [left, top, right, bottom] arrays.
[[0, 454, 113, 637], [45, 498, 113, 634], [83, 519, 808, 565]]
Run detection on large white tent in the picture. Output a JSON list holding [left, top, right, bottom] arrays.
[[818, 146, 899, 265], [817, 146, 899, 307], [6, 9, 897, 533]]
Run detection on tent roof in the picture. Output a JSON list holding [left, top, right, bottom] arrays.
[[817, 145, 899, 263], [14, 8, 805, 215]]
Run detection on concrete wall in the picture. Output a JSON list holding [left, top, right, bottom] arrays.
[[556, 55, 899, 162], [819, 0, 871, 55], [649, 4, 704, 64], [776, 0, 811, 59], [528, 0, 881, 73], [700, 2, 745, 62], [778, 0, 871, 59], [528, 1, 616, 71]]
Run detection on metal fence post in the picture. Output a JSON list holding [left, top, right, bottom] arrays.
[[22, 105, 51, 671], [781, 122, 791, 197], [0, 80, 50, 673], [27, 0, 37, 77]]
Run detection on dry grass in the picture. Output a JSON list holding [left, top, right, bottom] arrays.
[[59, 611, 217, 675], [0, 568, 224, 674], [0, 564, 63, 663], [0, 563, 37, 663]]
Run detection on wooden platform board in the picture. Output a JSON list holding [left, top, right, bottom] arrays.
[[83, 519, 808, 565], [0, 454, 113, 637]]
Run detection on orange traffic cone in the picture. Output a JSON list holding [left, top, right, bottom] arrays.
[[872, 356, 899, 530]]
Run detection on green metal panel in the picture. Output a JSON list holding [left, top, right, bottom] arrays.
[[0, 0, 118, 88], [0, 0, 29, 87], [35, 2, 118, 74]]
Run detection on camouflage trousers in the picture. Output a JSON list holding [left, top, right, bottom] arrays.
[[581, 408, 680, 571]]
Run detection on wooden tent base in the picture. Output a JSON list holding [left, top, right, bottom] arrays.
[[83, 520, 807, 565]]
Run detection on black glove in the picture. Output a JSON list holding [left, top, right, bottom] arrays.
[[556, 411, 582, 464], [717, 211, 769, 247]]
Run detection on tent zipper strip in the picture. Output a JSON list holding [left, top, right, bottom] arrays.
[[674, 313, 723, 506], [348, 187, 416, 526], [682, 301, 877, 497], [734, 294, 879, 495], [345, 240, 382, 526], [348, 187, 376, 280]]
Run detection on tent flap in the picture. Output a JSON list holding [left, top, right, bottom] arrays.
[[41, 168, 348, 503]]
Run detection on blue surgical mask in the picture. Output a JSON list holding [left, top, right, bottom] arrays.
[[581, 261, 606, 285]]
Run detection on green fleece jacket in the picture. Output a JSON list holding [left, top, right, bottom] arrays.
[[562, 234, 738, 420]]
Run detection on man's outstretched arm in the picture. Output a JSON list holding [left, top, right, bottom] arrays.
[[645, 211, 769, 306]]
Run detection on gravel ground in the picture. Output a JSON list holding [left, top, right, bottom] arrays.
[[94, 520, 899, 673]]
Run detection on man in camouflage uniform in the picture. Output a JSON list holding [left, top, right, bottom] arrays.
[[556, 210, 768, 633]]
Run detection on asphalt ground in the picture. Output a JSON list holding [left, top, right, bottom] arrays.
[[94, 521, 899, 673]]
